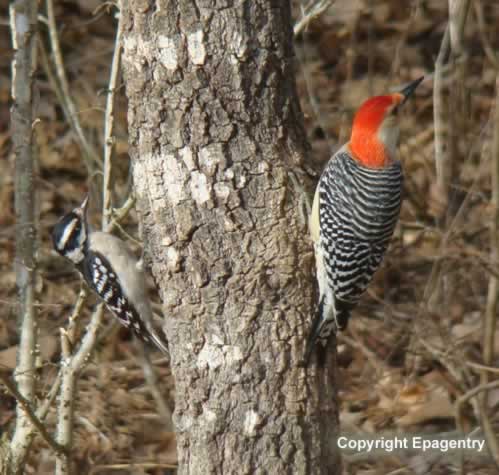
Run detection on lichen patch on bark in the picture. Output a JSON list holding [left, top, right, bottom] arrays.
[[158, 35, 179, 70], [187, 30, 206, 65], [189, 171, 211, 205], [243, 410, 260, 436]]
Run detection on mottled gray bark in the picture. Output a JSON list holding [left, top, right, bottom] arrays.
[[121, 1, 340, 474]]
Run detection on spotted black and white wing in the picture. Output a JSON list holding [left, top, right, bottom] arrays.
[[51, 197, 169, 356], [82, 251, 136, 329], [81, 232, 169, 355]]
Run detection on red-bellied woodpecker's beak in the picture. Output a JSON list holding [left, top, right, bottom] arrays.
[[399, 76, 424, 105]]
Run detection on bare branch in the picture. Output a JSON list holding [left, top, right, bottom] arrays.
[[473, 0, 499, 69], [483, 79, 499, 379], [45, 0, 101, 170], [8, 0, 39, 472], [55, 7, 124, 473], [103, 7, 123, 230], [455, 380, 499, 433], [294, 0, 334, 37], [478, 74, 499, 469], [66, 287, 89, 346], [55, 305, 105, 475], [108, 194, 136, 234], [134, 342, 174, 432], [0, 373, 67, 456], [448, 0, 471, 55], [466, 361, 499, 375], [433, 26, 450, 204]]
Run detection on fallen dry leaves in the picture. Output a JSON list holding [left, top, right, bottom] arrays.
[[1, 0, 499, 473]]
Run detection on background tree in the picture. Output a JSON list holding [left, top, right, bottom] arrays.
[[120, 0, 340, 473]]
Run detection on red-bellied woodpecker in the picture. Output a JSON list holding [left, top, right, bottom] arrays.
[[305, 77, 424, 366]]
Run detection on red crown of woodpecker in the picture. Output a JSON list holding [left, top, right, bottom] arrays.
[[349, 77, 424, 168]]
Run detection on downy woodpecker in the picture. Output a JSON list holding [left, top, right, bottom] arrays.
[[52, 196, 169, 356]]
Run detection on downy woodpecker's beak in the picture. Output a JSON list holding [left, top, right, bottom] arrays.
[[75, 195, 90, 218], [400, 76, 424, 105]]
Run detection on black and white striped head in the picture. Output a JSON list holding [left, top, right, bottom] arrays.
[[52, 195, 90, 265]]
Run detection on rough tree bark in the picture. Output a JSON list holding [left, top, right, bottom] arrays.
[[121, 1, 340, 473]]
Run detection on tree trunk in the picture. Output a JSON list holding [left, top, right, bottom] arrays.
[[121, 1, 341, 473]]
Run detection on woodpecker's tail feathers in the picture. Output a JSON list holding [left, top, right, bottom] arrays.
[[335, 299, 356, 331], [144, 316, 170, 357], [303, 298, 355, 366], [336, 311, 349, 330], [304, 298, 335, 366], [149, 330, 170, 358]]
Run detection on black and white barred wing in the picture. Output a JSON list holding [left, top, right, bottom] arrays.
[[319, 152, 403, 325]]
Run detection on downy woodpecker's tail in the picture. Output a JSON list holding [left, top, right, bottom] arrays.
[[148, 328, 170, 357]]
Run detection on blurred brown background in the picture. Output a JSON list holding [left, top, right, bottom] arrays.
[[1, 1, 499, 473]]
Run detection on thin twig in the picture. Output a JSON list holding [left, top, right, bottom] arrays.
[[45, 0, 100, 170], [38, 371, 62, 419], [483, 78, 499, 382], [448, 0, 471, 56], [473, 0, 499, 69], [433, 25, 450, 206], [8, 1, 39, 472], [55, 7, 123, 473], [455, 380, 499, 433], [426, 22, 456, 317], [293, 0, 334, 37], [76, 415, 111, 446], [0, 373, 67, 456], [54, 330, 76, 475], [107, 194, 136, 233], [0, 367, 62, 471], [55, 305, 105, 475], [103, 7, 123, 230], [478, 75, 499, 470], [66, 287, 88, 345], [133, 341, 174, 432], [38, 39, 71, 126], [466, 361, 499, 375], [388, 2, 420, 80], [476, 397, 499, 471]]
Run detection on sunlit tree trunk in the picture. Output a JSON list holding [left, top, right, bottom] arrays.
[[121, 1, 340, 473]]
